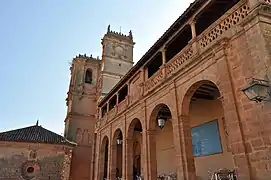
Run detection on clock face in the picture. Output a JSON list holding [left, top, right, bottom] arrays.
[[115, 45, 124, 56], [110, 42, 128, 59]]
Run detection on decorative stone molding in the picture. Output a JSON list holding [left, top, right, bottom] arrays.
[[166, 45, 194, 77], [21, 161, 41, 180], [198, 1, 250, 49], [144, 69, 164, 92]]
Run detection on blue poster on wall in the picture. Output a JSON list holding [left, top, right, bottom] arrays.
[[191, 120, 222, 157]]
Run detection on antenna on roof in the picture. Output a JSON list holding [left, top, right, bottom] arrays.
[[120, 26, 122, 33], [36, 119, 39, 126]]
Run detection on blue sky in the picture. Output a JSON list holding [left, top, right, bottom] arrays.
[[0, 0, 193, 134]]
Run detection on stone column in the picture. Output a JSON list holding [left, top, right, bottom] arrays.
[[172, 81, 196, 180], [109, 144, 117, 180], [122, 139, 126, 180], [190, 20, 197, 39], [116, 93, 119, 105], [99, 107, 102, 119], [107, 127, 112, 180], [139, 68, 146, 96], [189, 20, 198, 55], [125, 137, 133, 180], [141, 129, 149, 180], [145, 129, 157, 180], [178, 115, 197, 180], [217, 51, 252, 180], [127, 83, 130, 105], [161, 49, 167, 78], [162, 48, 167, 64]]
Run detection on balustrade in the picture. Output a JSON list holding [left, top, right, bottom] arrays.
[[117, 98, 128, 114], [198, 1, 249, 49], [107, 107, 117, 120], [99, 0, 253, 126], [166, 45, 193, 77], [144, 69, 164, 92]]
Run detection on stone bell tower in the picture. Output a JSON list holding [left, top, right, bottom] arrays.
[[64, 54, 101, 180], [98, 25, 135, 102]]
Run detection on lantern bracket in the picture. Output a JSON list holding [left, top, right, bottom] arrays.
[[242, 78, 271, 103]]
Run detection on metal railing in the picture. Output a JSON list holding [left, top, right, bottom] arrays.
[[208, 168, 236, 180]]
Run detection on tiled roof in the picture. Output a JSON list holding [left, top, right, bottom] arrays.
[[0, 124, 76, 147]]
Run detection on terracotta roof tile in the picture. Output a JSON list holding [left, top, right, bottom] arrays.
[[0, 125, 76, 147]]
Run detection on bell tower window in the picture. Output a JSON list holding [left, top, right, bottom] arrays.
[[85, 69, 93, 84]]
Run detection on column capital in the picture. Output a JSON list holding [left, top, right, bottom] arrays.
[[161, 47, 167, 64], [161, 47, 167, 52], [189, 18, 197, 26]]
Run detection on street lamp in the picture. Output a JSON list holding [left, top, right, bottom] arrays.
[[242, 78, 271, 102]]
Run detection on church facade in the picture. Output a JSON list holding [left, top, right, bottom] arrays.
[[64, 0, 271, 180]]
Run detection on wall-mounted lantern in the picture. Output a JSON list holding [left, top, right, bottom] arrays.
[[157, 116, 166, 129], [116, 134, 123, 145], [242, 78, 271, 102]]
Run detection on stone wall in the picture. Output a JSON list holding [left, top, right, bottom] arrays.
[[94, 2, 271, 180], [0, 142, 72, 180]]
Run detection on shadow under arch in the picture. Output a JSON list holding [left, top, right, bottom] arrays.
[[179, 79, 235, 180], [181, 80, 221, 117], [127, 118, 143, 180], [149, 103, 173, 131], [111, 129, 123, 179], [148, 103, 177, 179], [99, 136, 109, 180]]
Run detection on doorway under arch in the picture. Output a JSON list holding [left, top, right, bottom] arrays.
[[111, 129, 123, 179], [127, 118, 143, 180], [99, 136, 109, 179]]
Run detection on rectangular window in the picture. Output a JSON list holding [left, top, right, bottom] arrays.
[[191, 120, 222, 157]]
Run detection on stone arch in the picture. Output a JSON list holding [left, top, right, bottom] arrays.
[[127, 118, 143, 139], [179, 79, 235, 180], [127, 118, 143, 180], [148, 103, 173, 131], [99, 135, 109, 179], [181, 79, 221, 116], [111, 129, 123, 179], [148, 103, 176, 179]]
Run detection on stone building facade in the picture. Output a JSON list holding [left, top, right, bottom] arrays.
[[64, 0, 271, 180], [64, 27, 135, 180], [0, 123, 75, 180]]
